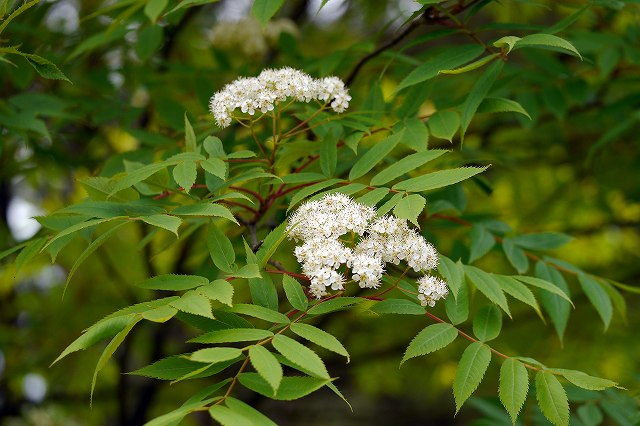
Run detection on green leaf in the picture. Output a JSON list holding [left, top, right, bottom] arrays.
[[248, 274, 279, 311], [468, 225, 495, 263], [396, 44, 484, 92], [577, 404, 603, 426], [393, 194, 426, 227], [170, 291, 213, 318], [173, 203, 237, 224], [14, 237, 46, 275], [52, 315, 136, 365], [231, 264, 261, 279], [545, 5, 590, 34], [141, 214, 182, 236], [453, 342, 492, 413], [460, 59, 504, 141], [477, 97, 531, 119], [320, 130, 338, 177], [515, 274, 573, 305], [511, 232, 572, 250], [141, 305, 178, 323], [145, 398, 217, 426], [393, 166, 488, 192], [190, 329, 273, 344], [173, 161, 197, 192], [473, 305, 502, 342], [207, 224, 235, 273], [534, 262, 571, 343], [348, 131, 404, 181], [356, 187, 390, 207], [282, 275, 309, 311], [600, 280, 626, 319], [288, 179, 343, 211], [535, 371, 569, 426], [65, 221, 129, 292], [551, 369, 617, 390], [0, 0, 41, 35], [238, 373, 329, 401], [229, 304, 290, 324], [370, 298, 425, 315], [91, 318, 140, 403], [225, 397, 278, 426], [197, 279, 234, 306], [130, 356, 224, 380], [271, 335, 330, 379], [42, 217, 121, 250], [493, 36, 521, 54], [401, 323, 457, 365], [446, 279, 469, 325], [248, 345, 283, 394], [208, 406, 253, 426], [22, 53, 71, 82], [68, 25, 128, 59], [370, 150, 447, 186], [577, 274, 613, 331], [184, 113, 196, 152], [428, 111, 460, 142], [144, 0, 168, 22], [439, 257, 464, 299], [401, 117, 429, 151], [251, 0, 284, 24], [499, 358, 529, 424], [201, 157, 227, 180], [464, 266, 511, 317], [439, 53, 500, 75], [516, 33, 582, 59], [137, 274, 209, 291], [493, 275, 542, 319], [307, 297, 362, 315], [289, 323, 349, 362], [190, 347, 243, 364], [502, 238, 529, 273], [377, 192, 404, 216], [256, 221, 290, 267], [135, 25, 163, 61]]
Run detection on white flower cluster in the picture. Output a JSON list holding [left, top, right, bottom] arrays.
[[209, 67, 351, 127], [286, 193, 448, 306], [417, 276, 449, 307], [209, 17, 298, 59]]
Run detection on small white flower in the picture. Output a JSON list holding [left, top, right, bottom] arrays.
[[286, 193, 445, 299], [417, 275, 449, 307], [287, 194, 375, 241], [349, 253, 385, 289], [209, 68, 351, 128], [294, 238, 352, 270]]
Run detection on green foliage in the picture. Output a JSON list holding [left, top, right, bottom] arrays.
[[499, 358, 529, 424], [453, 342, 492, 413], [1, 0, 637, 424]]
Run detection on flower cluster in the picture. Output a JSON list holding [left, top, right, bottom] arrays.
[[209, 67, 351, 127], [209, 17, 298, 59], [287, 193, 448, 306]]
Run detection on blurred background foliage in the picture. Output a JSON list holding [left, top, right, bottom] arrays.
[[1, 0, 639, 424]]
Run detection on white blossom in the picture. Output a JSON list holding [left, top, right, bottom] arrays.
[[209, 17, 299, 59], [287, 193, 375, 241], [357, 215, 438, 273], [294, 238, 352, 270], [417, 275, 449, 307], [348, 253, 385, 289], [209, 67, 351, 127], [286, 193, 444, 302]]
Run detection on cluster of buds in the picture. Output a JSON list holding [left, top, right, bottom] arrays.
[[286, 193, 449, 306]]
